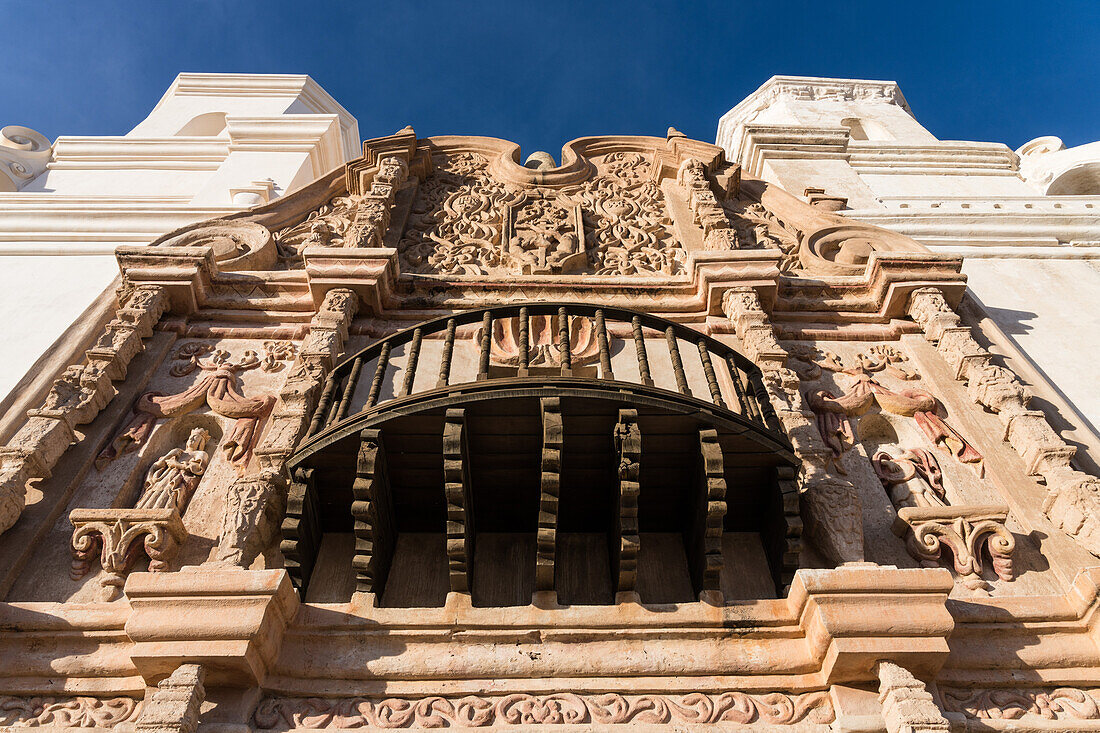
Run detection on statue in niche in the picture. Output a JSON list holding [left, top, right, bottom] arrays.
[[134, 427, 211, 513], [873, 448, 947, 509]]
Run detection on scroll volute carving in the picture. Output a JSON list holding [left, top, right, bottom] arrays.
[[739, 174, 930, 275]]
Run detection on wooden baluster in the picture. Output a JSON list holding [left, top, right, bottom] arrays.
[[477, 311, 492, 381], [436, 318, 457, 388], [518, 307, 530, 377], [399, 328, 423, 396], [697, 341, 726, 408], [365, 342, 392, 409], [613, 409, 640, 596], [558, 307, 572, 376], [632, 316, 653, 387], [324, 376, 342, 426], [595, 309, 614, 380], [749, 369, 782, 434], [443, 408, 474, 593], [725, 355, 757, 421], [666, 326, 690, 396], [307, 373, 338, 437], [335, 355, 364, 422]]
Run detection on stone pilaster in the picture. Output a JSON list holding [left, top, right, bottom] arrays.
[[906, 287, 1100, 557], [132, 664, 205, 733], [214, 288, 359, 568], [721, 286, 864, 564], [876, 661, 950, 733], [0, 284, 168, 536]]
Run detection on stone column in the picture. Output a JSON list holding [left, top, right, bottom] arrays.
[[907, 287, 1100, 556], [876, 661, 950, 733], [132, 664, 206, 733], [0, 284, 167, 535], [721, 286, 864, 564], [212, 288, 359, 567]]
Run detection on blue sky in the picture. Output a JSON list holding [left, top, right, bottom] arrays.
[[3, 1, 1097, 154]]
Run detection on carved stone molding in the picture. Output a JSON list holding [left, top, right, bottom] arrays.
[[252, 690, 835, 729], [0, 125, 52, 191], [0, 695, 141, 728], [906, 287, 1100, 557], [0, 284, 168, 537]]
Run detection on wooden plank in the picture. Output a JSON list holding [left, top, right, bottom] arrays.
[[691, 427, 728, 594], [280, 467, 320, 595], [536, 397, 562, 593], [351, 429, 396, 594], [443, 408, 474, 593], [613, 409, 640, 594], [472, 533, 535, 607], [304, 532, 356, 603], [555, 533, 612, 605], [380, 533, 449, 607], [636, 532, 694, 604]]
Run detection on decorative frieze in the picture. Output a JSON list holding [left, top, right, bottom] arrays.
[[906, 287, 1100, 557], [0, 695, 141, 728], [942, 687, 1100, 722], [252, 690, 834, 729]]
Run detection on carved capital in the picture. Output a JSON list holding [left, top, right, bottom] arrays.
[[892, 505, 1016, 585], [70, 508, 188, 601]]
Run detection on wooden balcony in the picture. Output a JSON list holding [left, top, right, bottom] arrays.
[[283, 303, 800, 607]]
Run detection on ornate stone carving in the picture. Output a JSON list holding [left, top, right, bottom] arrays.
[[0, 695, 141, 728], [873, 448, 946, 509], [136, 428, 212, 512], [212, 470, 285, 569], [876, 661, 949, 733], [253, 690, 834, 728], [97, 348, 279, 474], [892, 506, 1015, 585], [677, 158, 732, 249], [399, 149, 684, 277], [906, 287, 1100, 557], [942, 687, 1100, 721], [486, 314, 599, 369], [0, 284, 167, 537], [132, 663, 205, 733]]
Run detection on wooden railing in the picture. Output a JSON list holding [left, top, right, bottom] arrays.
[[304, 303, 782, 443]]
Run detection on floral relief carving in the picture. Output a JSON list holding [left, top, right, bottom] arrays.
[[398, 150, 684, 277], [942, 688, 1100, 721], [0, 696, 141, 728], [485, 315, 599, 369], [253, 691, 833, 729]]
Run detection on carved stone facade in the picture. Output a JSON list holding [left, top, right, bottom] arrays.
[[0, 91, 1097, 733]]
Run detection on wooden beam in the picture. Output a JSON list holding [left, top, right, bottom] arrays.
[[536, 397, 562, 593], [351, 429, 395, 594], [280, 467, 319, 595], [774, 465, 803, 594], [690, 427, 728, 595], [443, 408, 474, 593], [613, 409, 641, 594]]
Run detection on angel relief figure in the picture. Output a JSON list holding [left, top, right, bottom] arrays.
[[96, 347, 280, 474], [805, 347, 983, 474]]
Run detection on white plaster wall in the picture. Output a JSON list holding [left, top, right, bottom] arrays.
[[961, 258, 1100, 432], [0, 255, 121, 398], [0, 73, 360, 407]]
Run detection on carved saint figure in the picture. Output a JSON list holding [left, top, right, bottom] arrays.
[[134, 428, 211, 513]]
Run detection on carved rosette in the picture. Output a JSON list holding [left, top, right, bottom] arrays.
[[69, 508, 188, 601]]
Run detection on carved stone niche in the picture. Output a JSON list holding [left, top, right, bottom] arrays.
[[503, 194, 587, 275], [891, 505, 1016, 591]]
